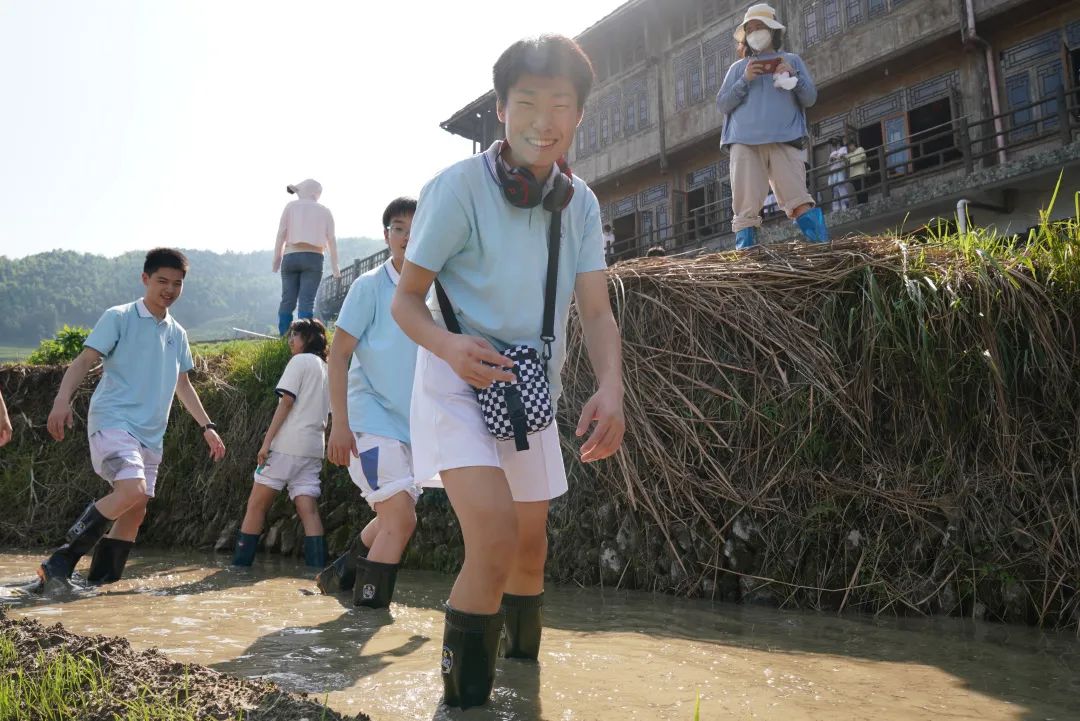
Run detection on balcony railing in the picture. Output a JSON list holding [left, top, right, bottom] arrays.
[[607, 82, 1079, 261], [321, 84, 1078, 312], [316, 248, 389, 320]]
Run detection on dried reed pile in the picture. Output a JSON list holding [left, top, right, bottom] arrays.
[[560, 224, 1080, 629]]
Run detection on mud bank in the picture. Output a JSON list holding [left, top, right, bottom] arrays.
[[0, 608, 368, 720]]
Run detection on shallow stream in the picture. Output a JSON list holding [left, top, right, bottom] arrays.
[[1, 551, 1077, 720]]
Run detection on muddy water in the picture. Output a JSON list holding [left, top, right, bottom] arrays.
[[1, 551, 1077, 721]]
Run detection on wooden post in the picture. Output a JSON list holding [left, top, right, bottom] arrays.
[[878, 146, 890, 198]]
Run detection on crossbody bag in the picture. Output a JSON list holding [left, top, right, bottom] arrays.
[[433, 208, 561, 452]]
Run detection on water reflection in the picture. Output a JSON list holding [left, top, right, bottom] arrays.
[[1, 551, 1077, 720]]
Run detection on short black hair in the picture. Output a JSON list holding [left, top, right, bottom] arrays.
[[493, 34, 595, 111], [288, 318, 328, 361], [382, 197, 417, 228], [603, 223, 612, 232], [144, 248, 189, 276]]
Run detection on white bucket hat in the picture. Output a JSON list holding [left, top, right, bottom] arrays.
[[734, 3, 786, 42]]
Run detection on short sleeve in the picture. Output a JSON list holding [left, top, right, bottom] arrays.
[[406, 171, 472, 273], [576, 188, 607, 274], [275, 354, 307, 399], [178, 330, 194, 373], [335, 277, 376, 342], [84, 308, 123, 357]]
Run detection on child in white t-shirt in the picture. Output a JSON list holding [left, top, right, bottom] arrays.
[[233, 319, 330, 567]]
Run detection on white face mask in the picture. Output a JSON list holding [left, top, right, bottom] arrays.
[[746, 29, 773, 52]]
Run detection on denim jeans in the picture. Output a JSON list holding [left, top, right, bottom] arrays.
[[279, 251, 324, 319]]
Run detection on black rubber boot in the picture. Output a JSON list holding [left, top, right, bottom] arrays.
[[86, 537, 134, 585], [441, 605, 503, 710], [315, 538, 368, 595], [353, 557, 399, 608], [38, 503, 111, 586], [501, 591, 544, 659]]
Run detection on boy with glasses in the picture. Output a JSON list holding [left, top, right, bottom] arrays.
[[319, 197, 424, 609]]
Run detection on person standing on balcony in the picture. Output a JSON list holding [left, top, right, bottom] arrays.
[[602, 223, 616, 262], [847, 139, 869, 205], [274, 179, 341, 336], [827, 137, 853, 212], [716, 3, 828, 249]]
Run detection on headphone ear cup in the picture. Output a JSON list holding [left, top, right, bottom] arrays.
[[543, 172, 575, 212], [497, 161, 542, 208]]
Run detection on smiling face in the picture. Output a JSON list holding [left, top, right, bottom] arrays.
[[141, 267, 184, 316], [497, 73, 583, 182]]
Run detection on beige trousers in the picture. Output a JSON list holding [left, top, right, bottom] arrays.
[[730, 143, 815, 232]]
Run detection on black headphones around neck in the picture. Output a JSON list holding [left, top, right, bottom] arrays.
[[494, 141, 575, 211]]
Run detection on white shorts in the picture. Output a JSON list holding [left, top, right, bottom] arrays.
[[254, 451, 323, 500], [89, 429, 163, 498], [347, 433, 423, 505], [411, 348, 568, 503]]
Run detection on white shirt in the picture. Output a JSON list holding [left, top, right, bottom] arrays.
[[602, 231, 615, 252], [270, 352, 329, 458]]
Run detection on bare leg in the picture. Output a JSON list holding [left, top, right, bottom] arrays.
[[442, 466, 517, 614], [95, 477, 150, 520], [106, 495, 149, 542], [366, 492, 416, 564], [504, 500, 549, 596], [360, 516, 380, 549], [293, 495, 324, 536], [240, 483, 278, 535]]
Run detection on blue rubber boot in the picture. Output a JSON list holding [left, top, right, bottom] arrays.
[[232, 532, 259, 566], [277, 312, 293, 336], [795, 207, 829, 243], [304, 536, 328, 568], [735, 227, 758, 250]]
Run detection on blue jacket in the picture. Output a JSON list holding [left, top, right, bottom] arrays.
[[716, 51, 817, 147]]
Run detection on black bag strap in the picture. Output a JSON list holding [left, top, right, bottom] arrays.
[[434, 206, 562, 360]]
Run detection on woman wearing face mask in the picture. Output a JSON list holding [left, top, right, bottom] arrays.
[[717, 4, 828, 249]]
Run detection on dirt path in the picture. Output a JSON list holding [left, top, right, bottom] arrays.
[[0, 609, 370, 721]]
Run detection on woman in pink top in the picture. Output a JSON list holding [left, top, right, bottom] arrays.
[[274, 179, 340, 335]]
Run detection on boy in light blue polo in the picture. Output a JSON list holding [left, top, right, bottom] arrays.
[[392, 35, 625, 708], [320, 197, 423, 609], [34, 248, 226, 591]]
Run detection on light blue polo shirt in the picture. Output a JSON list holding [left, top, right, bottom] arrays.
[[406, 141, 607, 403], [85, 299, 194, 452], [336, 260, 416, 444]]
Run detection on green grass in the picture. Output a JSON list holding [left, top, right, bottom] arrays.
[[0, 632, 245, 721], [0, 346, 34, 363]]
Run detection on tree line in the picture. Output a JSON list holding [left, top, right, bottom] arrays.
[[0, 238, 383, 346]]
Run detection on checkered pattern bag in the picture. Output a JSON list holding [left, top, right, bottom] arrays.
[[434, 203, 566, 452], [474, 345, 553, 448]]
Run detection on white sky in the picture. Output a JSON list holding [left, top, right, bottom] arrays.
[[0, 0, 625, 259]]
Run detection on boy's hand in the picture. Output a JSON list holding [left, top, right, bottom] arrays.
[[0, 413, 11, 447], [775, 60, 795, 76], [440, 335, 515, 389], [256, 443, 270, 467], [47, 401, 74, 441], [575, 384, 625, 463], [204, 429, 226, 461], [327, 422, 357, 467]]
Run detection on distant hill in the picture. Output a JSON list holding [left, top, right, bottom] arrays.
[[0, 237, 384, 345]]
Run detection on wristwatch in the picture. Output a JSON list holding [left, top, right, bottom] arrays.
[[202, 422, 218, 432]]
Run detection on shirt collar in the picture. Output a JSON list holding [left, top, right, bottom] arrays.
[[136, 299, 169, 324], [383, 259, 400, 286], [484, 140, 559, 196]]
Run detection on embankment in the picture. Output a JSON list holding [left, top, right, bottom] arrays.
[[2, 234, 1078, 629]]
